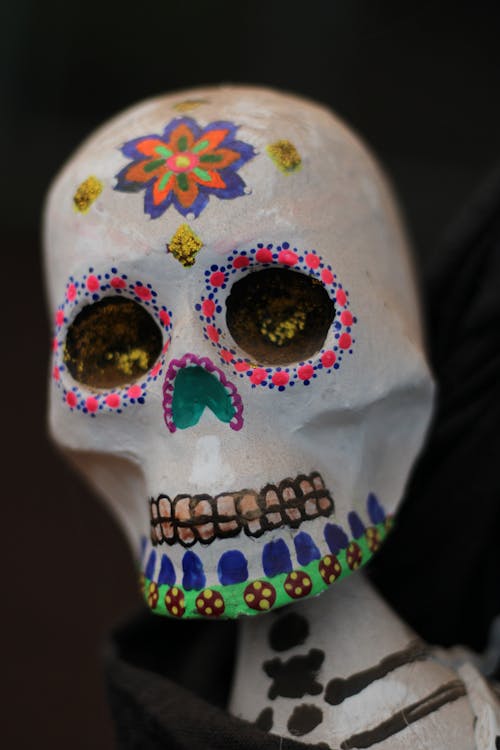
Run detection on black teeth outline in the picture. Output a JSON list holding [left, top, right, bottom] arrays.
[[149, 471, 334, 548]]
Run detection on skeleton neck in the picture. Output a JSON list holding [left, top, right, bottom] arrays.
[[229, 573, 475, 748]]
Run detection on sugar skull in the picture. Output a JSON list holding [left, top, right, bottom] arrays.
[[44, 86, 434, 619]]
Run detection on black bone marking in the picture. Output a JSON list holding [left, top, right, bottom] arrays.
[[287, 704, 324, 736], [254, 707, 274, 732], [340, 680, 466, 749], [325, 639, 428, 706], [269, 612, 310, 652], [264, 649, 325, 700], [149, 471, 334, 547]]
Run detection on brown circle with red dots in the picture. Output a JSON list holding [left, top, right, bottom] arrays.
[[366, 527, 381, 553], [244, 580, 276, 611], [284, 570, 313, 599], [346, 542, 363, 570], [196, 589, 225, 617], [319, 555, 342, 585], [164, 586, 186, 617]]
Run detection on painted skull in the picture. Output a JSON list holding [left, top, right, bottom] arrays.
[[44, 86, 433, 619]]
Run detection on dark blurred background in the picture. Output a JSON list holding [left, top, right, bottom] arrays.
[[3, 1, 500, 747]]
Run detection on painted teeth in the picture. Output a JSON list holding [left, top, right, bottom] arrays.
[[149, 471, 334, 548], [193, 497, 213, 541]]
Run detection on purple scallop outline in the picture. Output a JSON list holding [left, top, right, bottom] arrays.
[[162, 352, 244, 433]]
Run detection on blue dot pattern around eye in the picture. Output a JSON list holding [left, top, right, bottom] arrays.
[[294, 532, 321, 566], [145, 550, 157, 580], [262, 539, 293, 577], [367, 492, 386, 524], [324, 523, 349, 555], [182, 550, 206, 590], [217, 550, 249, 585], [348, 511, 366, 539], [158, 554, 176, 586]]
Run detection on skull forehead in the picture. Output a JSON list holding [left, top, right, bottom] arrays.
[[44, 86, 416, 334]]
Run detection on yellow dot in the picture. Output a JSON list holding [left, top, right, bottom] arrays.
[[168, 223, 203, 267], [173, 99, 208, 113], [304, 578, 311, 587], [172, 587, 179, 596], [172, 606, 178, 615], [266, 140, 302, 173], [215, 598, 223, 608], [254, 581, 262, 590], [329, 575, 335, 584], [291, 572, 298, 580], [196, 599, 203, 608], [166, 596, 171, 604], [73, 175, 103, 213], [285, 583, 292, 591], [245, 593, 255, 603], [175, 155, 191, 169], [295, 588, 303, 596], [324, 556, 331, 566], [180, 599, 185, 608], [204, 589, 213, 600], [262, 588, 272, 598], [206, 607, 213, 615], [259, 600, 270, 610]]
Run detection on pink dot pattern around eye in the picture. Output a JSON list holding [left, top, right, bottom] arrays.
[[195, 242, 357, 392], [52, 266, 173, 416]]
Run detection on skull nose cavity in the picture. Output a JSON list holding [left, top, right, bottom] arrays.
[[163, 353, 244, 433], [173, 367, 234, 428]]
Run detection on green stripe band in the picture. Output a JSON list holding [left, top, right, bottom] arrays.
[[192, 139, 210, 153], [141, 519, 392, 620], [144, 158, 166, 172], [158, 171, 173, 191], [193, 167, 212, 182], [155, 146, 173, 158]]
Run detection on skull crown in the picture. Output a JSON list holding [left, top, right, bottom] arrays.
[[44, 86, 433, 619]]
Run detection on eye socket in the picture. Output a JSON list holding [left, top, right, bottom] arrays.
[[64, 297, 163, 388], [225, 268, 335, 365]]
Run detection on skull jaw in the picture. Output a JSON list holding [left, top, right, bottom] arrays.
[[140, 517, 393, 619], [140, 467, 394, 620]]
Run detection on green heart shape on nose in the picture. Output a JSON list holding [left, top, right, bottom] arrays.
[[172, 366, 236, 429]]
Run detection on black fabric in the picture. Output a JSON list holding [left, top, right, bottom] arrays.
[[106, 614, 329, 750], [372, 165, 500, 650], [106, 171, 500, 747]]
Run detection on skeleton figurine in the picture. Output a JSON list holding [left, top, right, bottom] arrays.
[[44, 86, 500, 748]]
